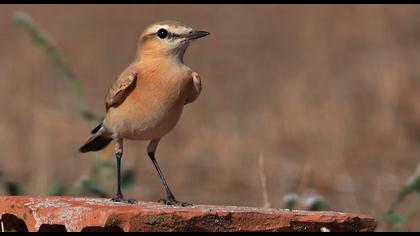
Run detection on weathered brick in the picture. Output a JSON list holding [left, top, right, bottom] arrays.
[[0, 196, 377, 232]]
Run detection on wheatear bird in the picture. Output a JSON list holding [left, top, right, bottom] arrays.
[[79, 21, 209, 206]]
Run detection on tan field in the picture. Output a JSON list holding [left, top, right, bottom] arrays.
[[0, 4, 418, 231]]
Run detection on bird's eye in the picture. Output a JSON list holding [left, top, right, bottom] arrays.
[[157, 28, 168, 39]]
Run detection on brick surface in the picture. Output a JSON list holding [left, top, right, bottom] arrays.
[[0, 196, 377, 232]]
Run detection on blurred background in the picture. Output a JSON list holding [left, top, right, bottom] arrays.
[[0, 4, 419, 231]]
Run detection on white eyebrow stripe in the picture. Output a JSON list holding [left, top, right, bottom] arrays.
[[148, 24, 191, 36]]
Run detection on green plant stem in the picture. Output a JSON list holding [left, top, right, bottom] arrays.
[[13, 11, 102, 123]]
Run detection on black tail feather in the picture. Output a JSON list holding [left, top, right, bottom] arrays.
[[90, 123, 103, 134], [79, 135, 113, 153]]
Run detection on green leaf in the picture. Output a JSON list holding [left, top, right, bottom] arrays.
[[80, 177, 108, 198], [4, 181, 24, 196], [382, 212, 404, 230], [45, 182, 68, 196], [382, 213, 401, 223], [282, 193, 299, 210], [304, 195, 329, 211], [386, 164, 420, 215], [121, 169, 135, 189]]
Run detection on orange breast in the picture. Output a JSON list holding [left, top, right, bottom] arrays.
[[104, 60, 192, 140]]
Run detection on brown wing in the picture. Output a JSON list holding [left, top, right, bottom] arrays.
[[105, 70, 138, 111], [185, 71, 202, 105]]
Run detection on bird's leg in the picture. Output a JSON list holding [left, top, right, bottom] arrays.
[[114, 151, 124, 200], [147, 139, 192, 207], [112, 139, 137, 204]]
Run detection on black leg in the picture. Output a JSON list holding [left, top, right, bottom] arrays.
[[111, 152, 137, 204], [148, 152, 192, 207], [112, 152, 124, 201], [148, 152, 175, 200]]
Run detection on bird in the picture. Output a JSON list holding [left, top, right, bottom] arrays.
[[78, 20, 209, 206]]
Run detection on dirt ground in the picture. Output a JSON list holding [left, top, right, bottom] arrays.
[[0, 4, 418, 231]]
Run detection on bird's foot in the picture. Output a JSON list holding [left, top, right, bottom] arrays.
[[111, 196, 138, 204], [158, 197, 192, 207]]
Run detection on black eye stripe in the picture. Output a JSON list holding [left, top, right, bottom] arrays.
[[171, 33, 183, 38]]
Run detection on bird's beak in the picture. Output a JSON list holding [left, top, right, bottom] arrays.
[[187, 30, 210, 40]]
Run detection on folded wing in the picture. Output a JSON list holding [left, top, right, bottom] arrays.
[[105, 69, 138, 111]]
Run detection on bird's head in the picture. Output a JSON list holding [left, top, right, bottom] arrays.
[[137, 21, 210, 62]]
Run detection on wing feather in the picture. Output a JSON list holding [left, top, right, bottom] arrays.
[[105, 69, 138, 111], [185, 71, 202, 105]]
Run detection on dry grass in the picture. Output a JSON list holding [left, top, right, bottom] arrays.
[[258, 152, 271, 208], [0, 4, 419, 231]]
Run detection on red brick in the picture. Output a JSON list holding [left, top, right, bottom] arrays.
[[0, 196, 376, 232]]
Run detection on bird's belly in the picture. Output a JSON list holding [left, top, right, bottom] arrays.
[[105, 98, 184, 140], [129, 105, 183, 140]]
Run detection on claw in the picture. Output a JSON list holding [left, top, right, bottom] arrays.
[[127, 199, 138, 204], [111, 197, 137, 204], [111, 197, 122, 202], [158, 198, 192, 207]]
